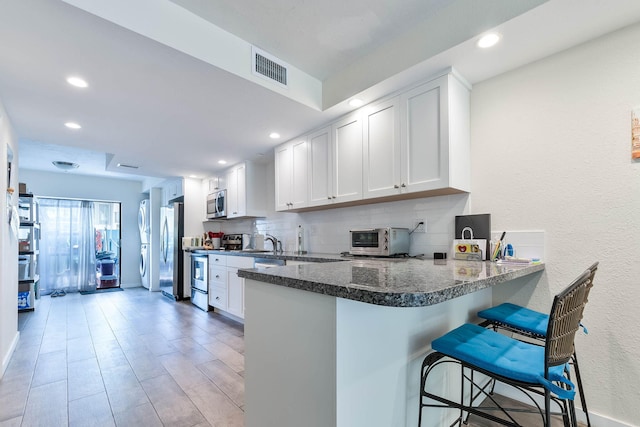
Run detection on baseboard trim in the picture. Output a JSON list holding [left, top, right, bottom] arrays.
[[1, 331, 20, 380], [494, 383, 637, 427]]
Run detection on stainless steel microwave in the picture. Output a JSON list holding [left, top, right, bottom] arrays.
[[206, 189, 227, 219], [349, 227, 410, 257]]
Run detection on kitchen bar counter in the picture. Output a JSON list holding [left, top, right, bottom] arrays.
[[242, 259, 545, 427], [238, 258, 544, 307]]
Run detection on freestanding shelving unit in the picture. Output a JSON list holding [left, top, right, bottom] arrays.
[[18, 193, 39, 312]]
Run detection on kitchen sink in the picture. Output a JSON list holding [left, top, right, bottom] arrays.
[[240, 249, 272, 253]]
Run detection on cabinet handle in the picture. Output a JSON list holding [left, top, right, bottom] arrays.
[[327, 197, 332, 200], [332, 196, 336, 199], [401, 183, 406, 188], [216, 296, 220, 300], [394, 184, 399, 189], [233, 211, 238, 215], [215, 275, 220, 279]]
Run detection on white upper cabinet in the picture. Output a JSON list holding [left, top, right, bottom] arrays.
[[275, 138, 308, 211], [363, 97, 402, 198], [207, 175, 225, 193], [162, 178, 183, 205], [331, 113, 363, 203], [307, 126, 332, 207], [400, 73, 470, 194], [226, 161, 267, 219], [273, 69, 470, 212]]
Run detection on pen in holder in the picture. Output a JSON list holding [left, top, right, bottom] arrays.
[[490, 239, 502, 261]]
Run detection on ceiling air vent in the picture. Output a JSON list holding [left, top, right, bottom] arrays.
[[252, 46, 288, 88]]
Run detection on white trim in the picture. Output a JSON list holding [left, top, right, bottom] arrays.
[[1, 331, 20, 379], [494, 383, 638, 427]]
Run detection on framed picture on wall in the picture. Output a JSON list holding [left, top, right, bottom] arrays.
[[632, 107, 640, 161]]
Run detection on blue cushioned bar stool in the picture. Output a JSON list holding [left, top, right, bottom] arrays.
[[418, 266, 596, 427], [477, 262, 598, 427]]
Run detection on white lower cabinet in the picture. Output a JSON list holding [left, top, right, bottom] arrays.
[[208, 254, 252, 319]]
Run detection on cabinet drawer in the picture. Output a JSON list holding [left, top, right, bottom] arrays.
[[208, 254, 227, 266], [227, 256, 254, 269], [209, 267, 226, 286], [209, 285, 227, 308]]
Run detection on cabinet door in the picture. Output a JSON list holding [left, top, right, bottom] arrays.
[[307, 127, 332, 207], [363, 97, 401, 198], [209, 284, 227, 309], [274, 143, 292, 211], [225, 163, 247, 218], [400, 76, 447, 192], [208, 176, 224, 192], [332, 113, 363, 203], [290, 139, 308, 209], [235, 164, 246, 217], [227, 268, 244, 318]]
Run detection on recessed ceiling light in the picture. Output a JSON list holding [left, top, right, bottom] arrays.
[[66, 76, 88, 88], [65, 122, 81, 129], [269, 132, 281, 139], [218, 160, 227, 165], [189, 174, 198, 179], [477, 33, 501, 49], [52, 161, 79, 170], [349, 98, 364, 108]]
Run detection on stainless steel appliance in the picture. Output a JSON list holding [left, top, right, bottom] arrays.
[[206, 189, 227, 219], [191, 254, 209, 311], [349, 227, 410, 257], [159, 201, 185, 300], [138, 199, 150, 243], [222, 233, 251, 250]]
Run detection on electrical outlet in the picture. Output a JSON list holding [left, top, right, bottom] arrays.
[[414, 219, 426, 233]]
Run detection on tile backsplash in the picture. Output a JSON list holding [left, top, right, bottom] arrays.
[[208, 193, 472, 257]]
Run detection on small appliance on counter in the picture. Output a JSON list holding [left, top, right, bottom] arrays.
[[221, 233, 251, 250], [349, 227, 410, 257]]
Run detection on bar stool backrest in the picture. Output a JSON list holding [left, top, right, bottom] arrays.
[[545, 264, 597, 368]]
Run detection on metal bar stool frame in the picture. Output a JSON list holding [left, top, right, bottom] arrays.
[[418, 266, 595, 427], [478, 262, 598, 427]]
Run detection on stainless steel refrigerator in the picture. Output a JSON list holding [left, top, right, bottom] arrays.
[[159, 201, 184, 300]]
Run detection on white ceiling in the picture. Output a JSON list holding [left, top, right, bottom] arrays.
[[2, 0, 640, 182]]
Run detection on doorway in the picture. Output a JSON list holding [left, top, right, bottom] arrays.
[[39, 198, 121, 295]]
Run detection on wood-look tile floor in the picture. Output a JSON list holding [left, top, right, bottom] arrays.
[[1, 287, 245, 427], [3, 287, 586, 427]]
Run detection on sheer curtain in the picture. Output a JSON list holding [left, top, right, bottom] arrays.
[[39, 199, 97, 294]]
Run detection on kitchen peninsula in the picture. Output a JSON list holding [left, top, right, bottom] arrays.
[[238, 259, 544, 427]]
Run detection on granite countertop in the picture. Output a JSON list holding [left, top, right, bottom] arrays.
[[237, 259, 545, 308], [190, 249, 345, 263]]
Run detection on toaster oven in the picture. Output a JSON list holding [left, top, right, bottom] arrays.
[[349, 227, 410, 257]]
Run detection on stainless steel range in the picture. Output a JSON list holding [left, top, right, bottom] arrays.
[[190, 254, 209, 311]]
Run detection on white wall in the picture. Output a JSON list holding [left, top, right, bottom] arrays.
[[0, 99, 19, 379], [470, 23, 640, 426], [18, 169, 145, 287]]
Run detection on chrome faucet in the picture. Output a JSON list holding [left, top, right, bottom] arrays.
[[265, 234, 282, 253]]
